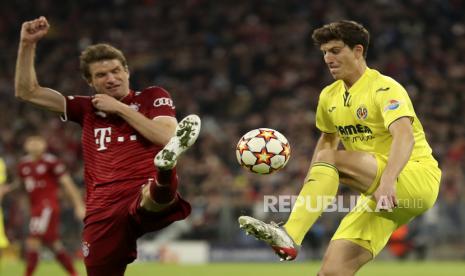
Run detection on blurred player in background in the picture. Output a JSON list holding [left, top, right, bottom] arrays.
[[239, 20, 441, 275], [0, 157, 10, 266], [15, 135, 84, 276], [15, 16, 201, 276]]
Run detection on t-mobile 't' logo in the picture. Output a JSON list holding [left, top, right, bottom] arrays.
[[94, 127, 112, 151]]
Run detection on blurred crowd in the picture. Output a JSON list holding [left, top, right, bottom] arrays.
[[0, 0, 464, 259]]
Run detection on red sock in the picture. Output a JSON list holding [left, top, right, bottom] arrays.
[[149, 169, 178, 204], [25, 251, 38, 276], [55, 251, 77, 275]]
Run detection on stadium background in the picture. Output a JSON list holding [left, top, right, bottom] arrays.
[[1, 0, 464, 274]]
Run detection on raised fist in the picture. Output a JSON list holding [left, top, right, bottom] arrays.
[[20, 16, 50, 44]]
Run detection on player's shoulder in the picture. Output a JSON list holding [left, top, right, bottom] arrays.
[[320, 80, 344, 98], [369, 68, 405, 92], [41, 153, 59, 163], [138, 86, 172, 98], [18, 155, 34, 165]]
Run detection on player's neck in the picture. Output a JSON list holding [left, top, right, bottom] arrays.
[[30, 153, 43, 161], [117, 90, 131, 101], [343, 62, 367, 89]]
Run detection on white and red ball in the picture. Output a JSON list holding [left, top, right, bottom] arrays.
[[236, 128, 291, 174]]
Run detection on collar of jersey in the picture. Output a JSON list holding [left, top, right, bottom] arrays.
[[344, 67, 376, 94], [120, 90, 135, 104]]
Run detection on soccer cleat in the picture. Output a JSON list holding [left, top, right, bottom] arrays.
[[238, 216, 298, 261], [154, 114, 201, 170]]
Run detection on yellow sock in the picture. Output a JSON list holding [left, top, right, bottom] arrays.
[[284, 162, 339, 245]]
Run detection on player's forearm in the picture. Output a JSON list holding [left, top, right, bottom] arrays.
[[382, 131, 414, 182], [117, 105, 176, 146], [6, 181, 21, 193], [0, 181, 21, 200], [68, 186, 84, 210], [15, 42, 40, 100], [60, 175, 84, 210], [70, 191, 85, 213]]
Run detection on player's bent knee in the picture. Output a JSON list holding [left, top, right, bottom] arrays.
[[314, 149, 337, 164], [140, 184, 176, 212]]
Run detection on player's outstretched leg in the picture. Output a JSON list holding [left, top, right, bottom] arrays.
[[154, 114, 201, 170], [238, 216, 298, 261]]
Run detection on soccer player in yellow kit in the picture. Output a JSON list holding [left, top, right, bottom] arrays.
[[0, 157, 10, 257], [239, 20, 441, 275]]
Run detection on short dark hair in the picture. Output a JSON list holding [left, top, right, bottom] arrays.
[[312, 20, 370, 58], [79, 43, 128, 81]]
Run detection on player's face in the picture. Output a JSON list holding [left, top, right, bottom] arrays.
[[88, 59, 130, 99], [320, 40, 361, 81], [24, 137, 47, 157]]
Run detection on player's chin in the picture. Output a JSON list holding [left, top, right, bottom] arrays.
[[104, 88, 123, 98], [331, 72, 344, 80]]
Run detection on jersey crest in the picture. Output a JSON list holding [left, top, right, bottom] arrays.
[[356, 105, 368, 120]]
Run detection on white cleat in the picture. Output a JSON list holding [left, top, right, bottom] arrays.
[[154, 114, 201, 170], [238, 216, 298, 261]]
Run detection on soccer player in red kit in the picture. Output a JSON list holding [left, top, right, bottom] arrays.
[[15, 17, 201, 275], [17, 135, 85, 276]]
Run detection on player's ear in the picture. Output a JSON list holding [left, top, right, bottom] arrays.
[[354, 44, 364, 59], [125, 66, 130, 78], [82, 75, 94, 87]]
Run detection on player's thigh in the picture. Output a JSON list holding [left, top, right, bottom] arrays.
[[82, 212, 138, 267], [316, 150, 379, 193], [42, 209, 60, 244], [332, 161, 440, 258], [394, 160, 441, 218], [48, 240, 65, 253], [26, 237, 42, 251], [319, 239, 372, 276], [331, 197, 398, 258]]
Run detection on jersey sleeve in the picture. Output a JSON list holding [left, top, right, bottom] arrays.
[[143, 87, 176, 119], [316, 91, 336, 133], [60, 96, 93, 124], [375, 82, 415, 130], [0, 158, 6, 185]]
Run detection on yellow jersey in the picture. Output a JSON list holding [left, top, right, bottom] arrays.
[[0, 157, 5, 185], [316, 68, 436, 163], [0, 157, 9, 249]]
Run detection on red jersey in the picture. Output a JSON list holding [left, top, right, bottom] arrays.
[[61, 87, 176, 212], [17, 153, 66, 211]]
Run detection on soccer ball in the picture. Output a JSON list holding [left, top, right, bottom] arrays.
[[236, 128, 291, 174]]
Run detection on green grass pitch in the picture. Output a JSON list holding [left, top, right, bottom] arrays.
[[2, 260, 465, 275]]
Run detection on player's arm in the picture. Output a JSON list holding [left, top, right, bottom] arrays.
[[373, 117, 414, 209], [116, 105, 176, 146], [310, 132, 340, 166], [59, 173, 85, 220], [91, 94, 176, 145], [0, 180, 22, 200], [15, 16, 65, 113]]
